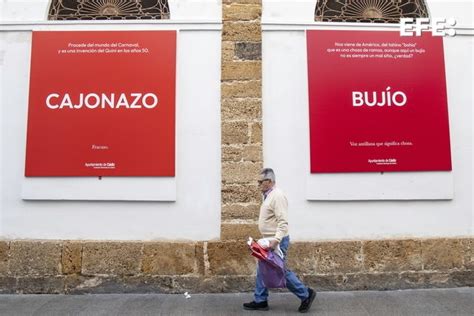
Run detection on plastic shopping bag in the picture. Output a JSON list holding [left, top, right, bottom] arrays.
[[247, 237, 286, 288], [258, 250, 286, 288]]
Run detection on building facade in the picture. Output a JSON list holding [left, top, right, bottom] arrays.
[[0, 0, 472, 293]]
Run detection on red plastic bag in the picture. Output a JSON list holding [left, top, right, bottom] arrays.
[[248, 239, 269, 261]]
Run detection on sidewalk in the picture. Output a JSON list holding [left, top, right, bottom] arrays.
[[0, 287, 472, 316]]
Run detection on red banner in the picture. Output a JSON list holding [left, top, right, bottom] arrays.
[[25, 31, 176, 176], [307, 30, 452, 173]]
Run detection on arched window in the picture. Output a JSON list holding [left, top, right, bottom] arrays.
[[315, 0, 429, 23], [48, 0, 170, 20]]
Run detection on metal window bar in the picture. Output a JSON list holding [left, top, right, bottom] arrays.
[[314, 0, 429, 23], [48, 0, 170, 20]]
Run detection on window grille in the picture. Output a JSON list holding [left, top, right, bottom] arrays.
[[314, 0, 429, 23], [48, 0, 170, 20]]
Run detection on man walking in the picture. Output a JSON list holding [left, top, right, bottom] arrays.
[[243, 168, 316, 313]]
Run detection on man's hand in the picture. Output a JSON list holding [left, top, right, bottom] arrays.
[[269, 239, 279, 250]]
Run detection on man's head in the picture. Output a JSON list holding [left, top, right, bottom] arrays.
[[258, 168, 275, 193]]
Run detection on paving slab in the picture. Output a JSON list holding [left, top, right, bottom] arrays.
[[0, 288, 472, 316]]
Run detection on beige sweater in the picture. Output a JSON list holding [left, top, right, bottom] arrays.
[[258, 187, 289, 242]]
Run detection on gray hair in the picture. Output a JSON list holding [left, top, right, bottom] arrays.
[[260, 168, 276, 182]]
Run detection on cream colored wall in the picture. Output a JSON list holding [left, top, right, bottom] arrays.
[[262, 0, 473, 240], [0, 1, 223, 240]]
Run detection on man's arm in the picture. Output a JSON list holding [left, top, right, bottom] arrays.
[[272, 192, 289, 245]]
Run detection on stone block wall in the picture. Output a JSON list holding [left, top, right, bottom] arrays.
[[0, 238, 472, 293], [0, 1, 472, 294], [221, 0, 262, 240]]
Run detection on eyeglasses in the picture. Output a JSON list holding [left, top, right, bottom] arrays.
[[257, 179, 271, 185]]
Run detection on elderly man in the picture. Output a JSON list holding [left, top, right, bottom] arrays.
[[243, 168, 316, 313]]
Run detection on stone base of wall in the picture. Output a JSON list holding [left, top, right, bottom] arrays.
[[0, 238, 472, 294]]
